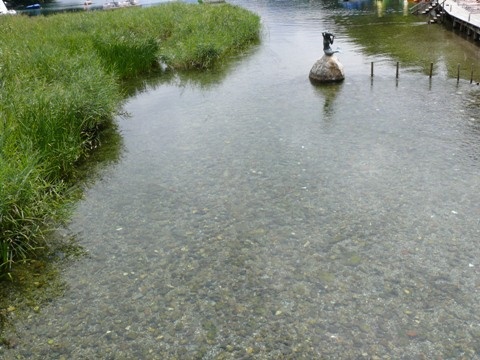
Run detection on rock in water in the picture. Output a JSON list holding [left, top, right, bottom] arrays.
[[309, 54, 345, 83]]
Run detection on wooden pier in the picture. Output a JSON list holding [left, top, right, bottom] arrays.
[[443, 0, 480, 39], [412, 0, 480, 40]]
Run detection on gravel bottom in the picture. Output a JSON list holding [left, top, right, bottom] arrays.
[[2, 4, 480, 357]]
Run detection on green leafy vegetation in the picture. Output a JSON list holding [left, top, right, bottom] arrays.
[[0, 3, 261, 278]]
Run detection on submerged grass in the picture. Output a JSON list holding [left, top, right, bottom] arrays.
[[0, 3, 260, 277]]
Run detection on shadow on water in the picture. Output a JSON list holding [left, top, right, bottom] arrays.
[[311, 81, 344, 122], [0, 229, 89, 349], [122, 42, 261, 98], [122, 68, 234, 98], [0, 119, 124, 347]]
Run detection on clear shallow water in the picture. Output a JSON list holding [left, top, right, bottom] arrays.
[[3, 0, 480, 359]]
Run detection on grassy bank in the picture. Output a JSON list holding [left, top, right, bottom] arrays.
[[0, 3, 260, 278]]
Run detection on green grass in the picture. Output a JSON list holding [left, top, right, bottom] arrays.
[[0, 3, 261, 278]]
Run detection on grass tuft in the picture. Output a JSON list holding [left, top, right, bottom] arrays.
[[0, 3, 260, 278]]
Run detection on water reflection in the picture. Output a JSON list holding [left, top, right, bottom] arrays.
[[340, 0, 372, 11], [312, 81, 344, 120], [338, 0, 408, 14], [335, 3, 480, 79]]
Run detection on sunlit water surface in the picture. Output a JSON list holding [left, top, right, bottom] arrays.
[[3, 0, 480, 358]]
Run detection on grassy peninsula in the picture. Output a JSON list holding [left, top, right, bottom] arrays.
[[0, 3, 260, 278]]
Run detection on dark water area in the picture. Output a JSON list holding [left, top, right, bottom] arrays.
[[2, 0, 480, 358]]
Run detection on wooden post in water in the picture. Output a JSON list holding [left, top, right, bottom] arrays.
[[471, 63, 474, 84], [457, 63, 460, 83], [396, 62, 399, 79], [371, 62, 374, 77], [429, 62, 433, 78]]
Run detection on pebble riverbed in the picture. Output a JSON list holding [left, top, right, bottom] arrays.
[[2, 0, 480, 358]]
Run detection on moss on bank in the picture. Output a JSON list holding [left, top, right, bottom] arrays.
[[0, 3, 260, 278]]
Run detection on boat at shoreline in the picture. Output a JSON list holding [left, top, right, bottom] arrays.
[[0, 0, 16, 14], [103, 0, 139, 9], [25, 3, 41, 9]]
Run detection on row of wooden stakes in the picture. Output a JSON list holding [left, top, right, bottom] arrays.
[[370, 61, 478, 84]]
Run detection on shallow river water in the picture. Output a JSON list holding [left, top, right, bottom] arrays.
[[3, 0, 480, 358]]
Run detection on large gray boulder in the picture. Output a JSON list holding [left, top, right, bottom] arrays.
[[309, 55, 345, 83]]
